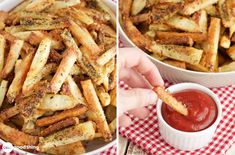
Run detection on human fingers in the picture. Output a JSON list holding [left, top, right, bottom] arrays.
[[119, 115, 132, 127], [119, 48, 164, 87], [128, 107, 150, 119]]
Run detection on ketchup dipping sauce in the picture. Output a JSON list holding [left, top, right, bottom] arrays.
[[161, 89, 218, 132]]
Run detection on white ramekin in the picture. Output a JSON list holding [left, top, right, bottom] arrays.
[[156, 83, 222, 151]]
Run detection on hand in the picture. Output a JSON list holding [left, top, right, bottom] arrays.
[[119, 47, 164, 127]]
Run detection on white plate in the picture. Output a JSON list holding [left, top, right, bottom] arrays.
[[118, 19, 235, 88], [0, 0, 116, 154]]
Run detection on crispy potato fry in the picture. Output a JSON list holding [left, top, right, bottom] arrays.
[[0, 80, 8, 108], [69, 20, 101, 59], [218, 0, 235, 28], [149, 23, 175, 32], [25, 0, 55, 12], [204, 5, 218, 16], [181, 0, 218, 15], [7, 53, 33, 103], [70, 8, 94, 25], [105, 105, 116, 122], [109, 118, 116, 133], [38, 94, 79, 111], [37, 104, 87, 127], [200, 18, 221, 71], [50, 48, 77, 93], [227, 45, 235, 60], [186, 63, 209, 72], [96, 46, 116, 66], [0, 122, 39, 146], [218, 61, 235, 72], [131, 0, 147, 15], [40, 117, 79, 137], [150, 43, 203, 65], [192, 10, 208, 34], [166, 15, 202, 32], [66, 75, 86, 105], [156, 36, 194, 46], [81, 79, 112, 141], [23, 38, 51, 93], [155, 31, 207, 43], [38, 121, 95, 152], [110, 87, 116, 107], [49, 0, 81, 11], [96, 86, 111, 107], [163, 60, 186, 69], [45, 141, 85, 155], [0, 35, 6, 78], [220, 34, 231, 48], [1, 39, 24, 78], [154, 86, 188, 116]]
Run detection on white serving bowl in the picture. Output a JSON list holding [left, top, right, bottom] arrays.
[[0, 0, 116, 154], [156, 83, 222, 151], [118, 22, 235, 88]]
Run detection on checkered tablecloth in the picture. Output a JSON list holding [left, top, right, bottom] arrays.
[[119, 80, 235, 155]]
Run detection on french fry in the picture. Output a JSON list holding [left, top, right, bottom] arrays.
[[105, 105, 116, 122], [69, 20, 101, 59], [218, 61, 235, 72], [227, 45, 235, 60], [131, 0, 147, 15], [150, 43, 203, 65], [200, 17, 221, 71], [204, 5, 218, 16], [23, 38, 51, 94], [109, 118, 116, 133], [38, 94, 80, 111], [1, 39, 24, 78], [37, 104, 87, 127], [40, 117, 79, 137], [0, 122, 39, 146], [38, 121, 95, 152], [218, 0, 234, 28], [66, 75, 86, 104], [156, 36, 194, 46], [50, 48, 77, 93], [110, 87, 116, 107], [153, 86, 188, 116], [220, 34, 231, 48], [155, 31, 207, 43], [163, 60, 186, 69], [0, 35, 6, 78], [0, 106, 19, 121], [70, 8, 94, 25], [186, 63, 209, 72], [149, 23, 175, 32], [96, 86, 111, 107], [0, 80, 8, 108], [192, 10, 208, 34], [181, 0, 218, 15], [25, 0, 55, 12], [166, 15, 202, 32], [81, 79, 112, 141], [96, 46, 116, 66], [7, 53, 34, 103], [45, 141, 85, 155], [48, 0, 81, 11]]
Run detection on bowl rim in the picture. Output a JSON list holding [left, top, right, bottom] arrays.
[[0, 0, 117, 154], [118, 20, 235, 75], [156, 82, 222, 135]]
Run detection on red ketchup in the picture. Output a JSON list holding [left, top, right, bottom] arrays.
[[161, 89, 217, 132]]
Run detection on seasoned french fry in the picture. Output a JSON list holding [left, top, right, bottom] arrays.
[[218, 0, 234, 28], [1, 40, 24, 78], [0, 122, 39, 146], [38, 94, 79, 111], [81, 79, 112, 141], [45, 141, 85, 155], [70, 8, 94, 25], [105, 105, 116, 122], [163, 60, 186, 69], [192, 10, 208, 34], [186, 63, 209, 72], [69, 20, 101, 59], [0, 80, 8, 108], [131, 0, 147, 15], [155, 31, 207, 43], [200, 17, 221, 71], [218, 61, 235, 72], [40, 117, 79, 137], [110, 87, 116, 107], [48, 0, 81, 11], [166, 15, 202, 32], [66, 75, 86, 104], [23, 38, 51, 94], [149, 23, 175, 31], [204, 5, 218, 16], [97, 46, 116, 66], [150, 43, 203, 65], [156, 36, 194, 46], [0, 35, 6, 78], [96, 86, 110, 107], [181, 0, 218, 15], [25, 0, 55, 12], [38, 121, 95, 152], [50, 48, 77, 93], [220, 34, 231, 49], [109, 118, 116, 133], [37, 104, 87, 127], [7, 53, 33, 103], [154, 86, 188, 116], [227, 45, 235, 60]]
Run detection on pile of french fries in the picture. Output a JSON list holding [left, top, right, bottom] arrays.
[[120, 0, 235, 72], [0, 0, 116, 154]]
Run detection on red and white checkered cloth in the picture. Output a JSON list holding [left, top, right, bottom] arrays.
[[119, 80, 235, 155]]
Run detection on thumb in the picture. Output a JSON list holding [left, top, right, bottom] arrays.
[[119, 88, 158, 116]]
